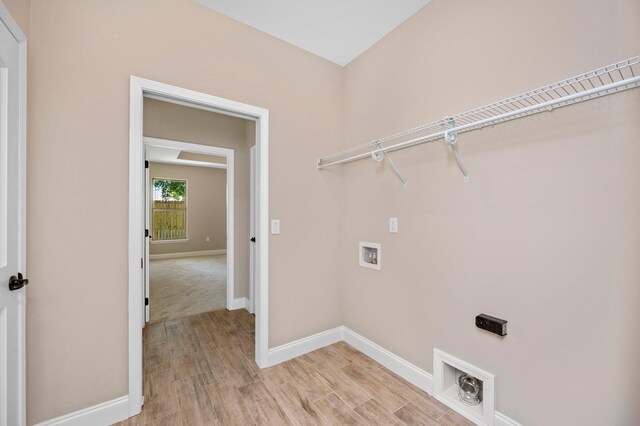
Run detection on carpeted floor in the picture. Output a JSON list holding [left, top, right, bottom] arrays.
[[149, 255, 227, 323]]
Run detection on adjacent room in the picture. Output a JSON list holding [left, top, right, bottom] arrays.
[[1, 0, 638, 425], [147, 162, 228, 322]]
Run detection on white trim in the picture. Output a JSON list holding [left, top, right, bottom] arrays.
[[494, 412, 523, 426], [249, 145, 256, 314], [149, 158, 227, 169], [128, 77, 145, 417], [145, 136, 228, 169], [17, 34, 26, 426], [359, 241, 381, 271], [433, 348, 495, 426], [265, 326, 520, 426], [267, 326, 344, 366], [144, 93, 253, 121], [150, 238, 190, 245], [255, 111, 269, 369], [0, 2, 26, 43], [46, 325, 522, 426], [342, 328, 433, 394], [229, 297, 251, 311], [149, 249, 226, 260], [129, 76, 270, 418], [34, 396, 129, 426]]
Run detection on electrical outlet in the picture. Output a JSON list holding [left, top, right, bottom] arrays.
[[476, 313, 507, 336], [389, 217, 398, 233], [205, 236, 210, 242], [271, 219, 280, 235]]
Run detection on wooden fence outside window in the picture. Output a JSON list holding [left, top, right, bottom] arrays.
[[153, 200, 186, 240]]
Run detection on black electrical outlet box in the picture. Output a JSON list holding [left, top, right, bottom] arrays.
[[476, 313, 507, 336]]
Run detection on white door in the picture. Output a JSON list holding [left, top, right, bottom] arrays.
[[249, 146, 256, 313], [0, 10, 26, 426]]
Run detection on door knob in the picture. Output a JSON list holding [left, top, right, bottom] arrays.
[[8, 273, 29, 291]]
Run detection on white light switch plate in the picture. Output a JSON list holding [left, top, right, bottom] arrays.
[[389, 217, 398, 233], [271, 219, 281, 235]]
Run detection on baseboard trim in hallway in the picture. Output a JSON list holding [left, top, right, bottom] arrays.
[[39, 320, 521, 426], [149, 249, 226, 260], [34, 395, 129, 426], [229, 296, 251, 311]]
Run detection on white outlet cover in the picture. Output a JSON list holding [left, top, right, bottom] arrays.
[[390, 217, 398, 233], [271, 219, 281, 235]]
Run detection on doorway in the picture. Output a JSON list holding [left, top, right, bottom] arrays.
[[128, 77, 270, 417], [144, 137, 235, 323]]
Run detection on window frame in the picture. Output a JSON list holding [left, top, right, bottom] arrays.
[[151, 177, 189, 243]]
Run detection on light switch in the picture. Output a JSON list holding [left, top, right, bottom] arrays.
[[271, 219, 281, 235], [389, 217, 398, 233], [205, 236, 210, 242]]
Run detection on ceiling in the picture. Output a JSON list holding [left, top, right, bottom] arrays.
[[146, 144, 227, 169], [194, 0, 431, 66]]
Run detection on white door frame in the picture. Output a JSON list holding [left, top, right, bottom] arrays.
[[0, 2, 26, 425], [144, 136, 236, 311], [249, 145, 256, 313], [128, 77, 270, 416]]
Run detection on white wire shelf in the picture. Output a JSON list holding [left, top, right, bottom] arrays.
[[317, 56, 640, 181]]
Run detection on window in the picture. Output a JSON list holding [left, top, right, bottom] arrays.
[[152, 178, 187, 241]]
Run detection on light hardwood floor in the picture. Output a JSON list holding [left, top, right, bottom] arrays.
[[115, 309, 474, 426]]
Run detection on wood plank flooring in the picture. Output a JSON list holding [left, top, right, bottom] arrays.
[[114, 309, 474, 426]]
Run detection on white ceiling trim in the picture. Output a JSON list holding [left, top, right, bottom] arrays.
[[194, 0, 431, 66]]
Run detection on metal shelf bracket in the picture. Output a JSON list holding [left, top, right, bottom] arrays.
[[442, 117, 469, 183], [372, 141, 408, 189]]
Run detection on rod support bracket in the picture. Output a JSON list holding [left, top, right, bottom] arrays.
[[373, 141, 408, 189], [442, 117, 469, 183], [443, 116, 458, 145]]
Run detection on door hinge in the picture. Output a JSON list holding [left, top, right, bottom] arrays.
[[145, 160, 149, 169], [141, 258, 144, 269], [145, 229, 149, 237], [145, 297, 149, 306]]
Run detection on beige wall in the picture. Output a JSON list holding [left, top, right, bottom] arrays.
[[24, 0, 640, 424], [149, 162, 227, 254], [144, 98, 252, 299], [26, 0, 344, 423], [341, 1, 640, 425]]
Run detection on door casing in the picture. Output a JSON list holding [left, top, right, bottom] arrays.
[[144, 136, 236, 316], [128, 77, 270, 416]]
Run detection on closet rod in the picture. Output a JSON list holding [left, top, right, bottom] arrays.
[[317, 56, 640, 170]]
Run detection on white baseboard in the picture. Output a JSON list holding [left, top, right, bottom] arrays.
[[343, 328, 434, 395], [60, 327, 520, 426], [267, 326, 521, 426], [267, 326, 344, 366], [149, 249, 226, 260], [494, 412, 523, 426], [229, 297, 250, 311], [35, 396, 129, 426]]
